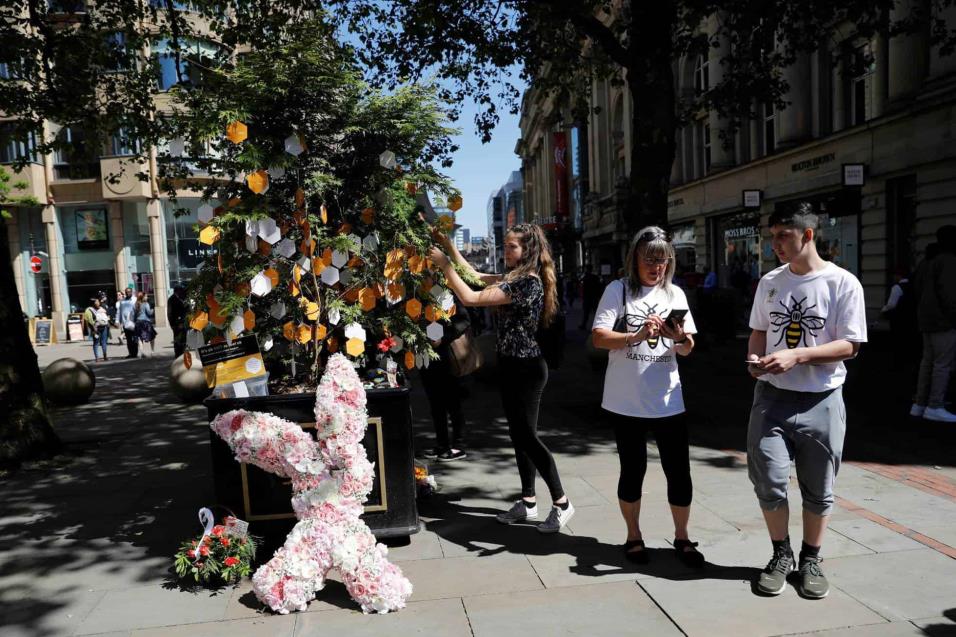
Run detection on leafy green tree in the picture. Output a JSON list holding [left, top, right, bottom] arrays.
[[0, 167, 59, 468]]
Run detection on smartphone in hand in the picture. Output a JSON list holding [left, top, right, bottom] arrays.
[[665, 308, 688, 327]]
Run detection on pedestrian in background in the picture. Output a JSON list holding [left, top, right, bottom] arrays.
[[430, 223, 575, 534], [746, 202, 867, 599], [913, 226, 956, 422], [84, 298, 110, 362], [881, 267, 917, 378], [167, 285, 188, 358], [117, 288, 138, 358], [591, 227, 704, 567], [420, 298, 471, 462], [579, 268, 602, 329], [134, 292, 157, 357]]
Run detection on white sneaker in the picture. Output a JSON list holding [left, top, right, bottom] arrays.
[[924, 407, 956, 423], [910, 404, 926, 418], [496, 500, 538, 525], [538, 502, 575, 534]]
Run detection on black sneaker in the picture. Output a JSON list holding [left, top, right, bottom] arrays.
[[757, 545, 795, 595], [797, 556, 829, 599], [437, 449, 467, 462], [421, 448, 444, 459]]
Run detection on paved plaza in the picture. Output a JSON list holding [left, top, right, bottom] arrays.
[[3, 320, 956, 637]]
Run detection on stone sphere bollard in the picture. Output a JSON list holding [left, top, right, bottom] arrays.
[[169, 354, 211, 403], [42, 358, 96, 405]]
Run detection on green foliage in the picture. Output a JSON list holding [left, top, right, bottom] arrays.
[[174, 528, 258, 585]]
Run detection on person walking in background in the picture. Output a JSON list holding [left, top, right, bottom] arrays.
[[429, 223, 575, 534], [912, 226, 956, 422], [84, 298, 110, 362], [167, 285, 188, 358], [113, 292, 125, 345], [591, 227, 704, 567], [420, 298, 471, 462], [746, 203, 867, 599], [579, 268, 602, 329], [880, 267, 917, 377], [117, 288, 138, 358], [134, 292, 157, 357]]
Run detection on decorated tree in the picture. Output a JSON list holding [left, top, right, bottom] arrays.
[[162, 19, 465, 387]]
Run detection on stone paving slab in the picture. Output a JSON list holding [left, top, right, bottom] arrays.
[[399, 553, 543, 601], [132, 616, 296, 637], [788, 622, 933, 636], [293, 598, 472, 637], [463, 581, 683, 636], [75, 585, 233, 635]]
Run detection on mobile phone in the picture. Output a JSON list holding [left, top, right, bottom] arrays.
[[665, 308, 688, 325]]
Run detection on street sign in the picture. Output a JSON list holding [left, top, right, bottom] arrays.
[[30, 255, 42, 273]]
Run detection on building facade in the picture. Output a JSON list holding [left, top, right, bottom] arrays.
[[517, 5, 956, 318]]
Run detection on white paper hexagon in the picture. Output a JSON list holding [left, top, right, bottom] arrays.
[[378, 150, 397, 169], [426, 321, 443, 342], [245, 220, 259, 238], [390, 336, 403, 353], [346, 234, 362, 251], [268, 167, 286, 181], [415, 353, 424, 369], [284, 135, 304, 156], [440, 291, 454, 311], [385, 287, 402, 306], [423, 355, 431, 369], [250, 271, 273, 296], [429, 285, 446, 301], [320, 266, 340, 286], [186, 329, 205, 350], [269, 301, 286, 320], [328, 307, 341, 325], [344, 322, 366, 342], [362, 234, 379, 252], [198, 203, 214, 224], [273, 238, 296, 259], [262, 335, 274, 351], [258, 218, 281, 245], [296, 255, 311, 272], [229, 314, 245, 335], [339, 268, 353, 286], [331, 250, 348, 269], [245, 235, 258, 254]]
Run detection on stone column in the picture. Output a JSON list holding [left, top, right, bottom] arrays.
[[777, 52, 812, 149], [41, 204, 68, 334], [888, 0, 928, 104], [146, 198, 169, 327], [871, 32, 889, 119], [749, 107, 762, 160], [707, 30, 734, 172], [108, 201, 129, 293], [6, 212, 28, 314], [832, 54, 847, 132]]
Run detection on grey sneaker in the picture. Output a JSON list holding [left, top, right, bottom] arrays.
[[496, 500, 538, 524], [798, 556, 829, 599], [757, 546, 794, 595], [537, 502, 575, 534]]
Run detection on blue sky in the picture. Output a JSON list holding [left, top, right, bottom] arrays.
[[441, 99, 522, 238]]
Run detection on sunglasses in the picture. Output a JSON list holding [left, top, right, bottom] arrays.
[[638, 230, 670, 243], [641, 257, 672, 267]]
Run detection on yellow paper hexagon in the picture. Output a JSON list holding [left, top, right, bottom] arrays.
[[312, 258, 327, 275], [247, 170, 269, 194], [346, 337, 364, 357], [189, 311, 209, 331], [436, 214, 455, 233], [296, 324, 312, 344], [199, 226, 220, 245], [315, 324, 327, 340], [290, 279, 300, 297], [304, 301, 320, 321], [226, 121, 248, 144], [282, 321, 295, 341], [243, 309, 256, 331], [265, 268, 280, 287], [359, 288, 376, 312], [405, 298, 422, 320], [404, 350, 415, 370], [448, 195, 463, 211], [407, 255, 424, 274], [424, 304, 438, 323]]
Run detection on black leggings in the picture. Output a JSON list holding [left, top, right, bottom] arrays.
[[608, 411, 693, 506], [419, 353, 465, 450], [499, 356, 564, 501]]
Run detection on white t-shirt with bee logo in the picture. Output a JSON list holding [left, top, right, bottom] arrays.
[[593, 280, 697, 418], [749, 262, 867, 393]]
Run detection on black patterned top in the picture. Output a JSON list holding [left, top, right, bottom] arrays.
[[496, 275, 543, 358]]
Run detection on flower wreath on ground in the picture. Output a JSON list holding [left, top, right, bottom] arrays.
[[211, 353, 413, 614], [173, 512, 257, 585]]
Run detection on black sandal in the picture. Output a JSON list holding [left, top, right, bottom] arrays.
[[623, 539, 650, 565], [673, 539, 705, 568]]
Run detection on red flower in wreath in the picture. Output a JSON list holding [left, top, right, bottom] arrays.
[[377, 337, 396, 353], [199, 545, 210, 557], [220, 537, 231, 547], [224, 556, 239, 567], [212, 525, 225, 537]]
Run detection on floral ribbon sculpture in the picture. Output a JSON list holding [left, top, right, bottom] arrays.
[[210, 354, 413, 614]]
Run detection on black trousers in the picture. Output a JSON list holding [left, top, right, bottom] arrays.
[[499, 355, 564, 501], [124, 328, 139, 357], [607, 411, 693, 507], [419, 354, 465, 450]]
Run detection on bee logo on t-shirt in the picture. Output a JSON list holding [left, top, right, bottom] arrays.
[[627, 301, 668, 349], [766, 287, 778, 303], [769, 296, 826, 348]]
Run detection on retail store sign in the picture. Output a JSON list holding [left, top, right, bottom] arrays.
[[842, 163, 865, 187], [742, 189, 762, 209], [791, 152, 835, 173], [724, 225, 759, 239]]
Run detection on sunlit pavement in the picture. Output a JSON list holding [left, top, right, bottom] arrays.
[[5, 311, 956, 636]]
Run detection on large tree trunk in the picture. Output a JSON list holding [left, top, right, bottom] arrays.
[[626, 3, 678, 232], [0, 220, 60, 468]]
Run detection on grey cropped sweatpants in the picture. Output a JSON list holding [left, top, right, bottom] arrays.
[[747, 381, 846, 516]]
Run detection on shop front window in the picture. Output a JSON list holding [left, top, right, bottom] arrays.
[[817, 213, 859, 276], [715, 212, 761, 296], [164, 198, 215, 287]]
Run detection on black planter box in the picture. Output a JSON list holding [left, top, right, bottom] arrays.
[[204, 386, 420, 539]]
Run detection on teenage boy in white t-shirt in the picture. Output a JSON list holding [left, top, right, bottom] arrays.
[[746, 202, 867, 599]]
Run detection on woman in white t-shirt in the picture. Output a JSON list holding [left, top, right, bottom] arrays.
[[591, 226, 704, 568]]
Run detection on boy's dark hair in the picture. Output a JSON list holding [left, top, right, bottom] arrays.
[[768, 201, 819, 232]]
